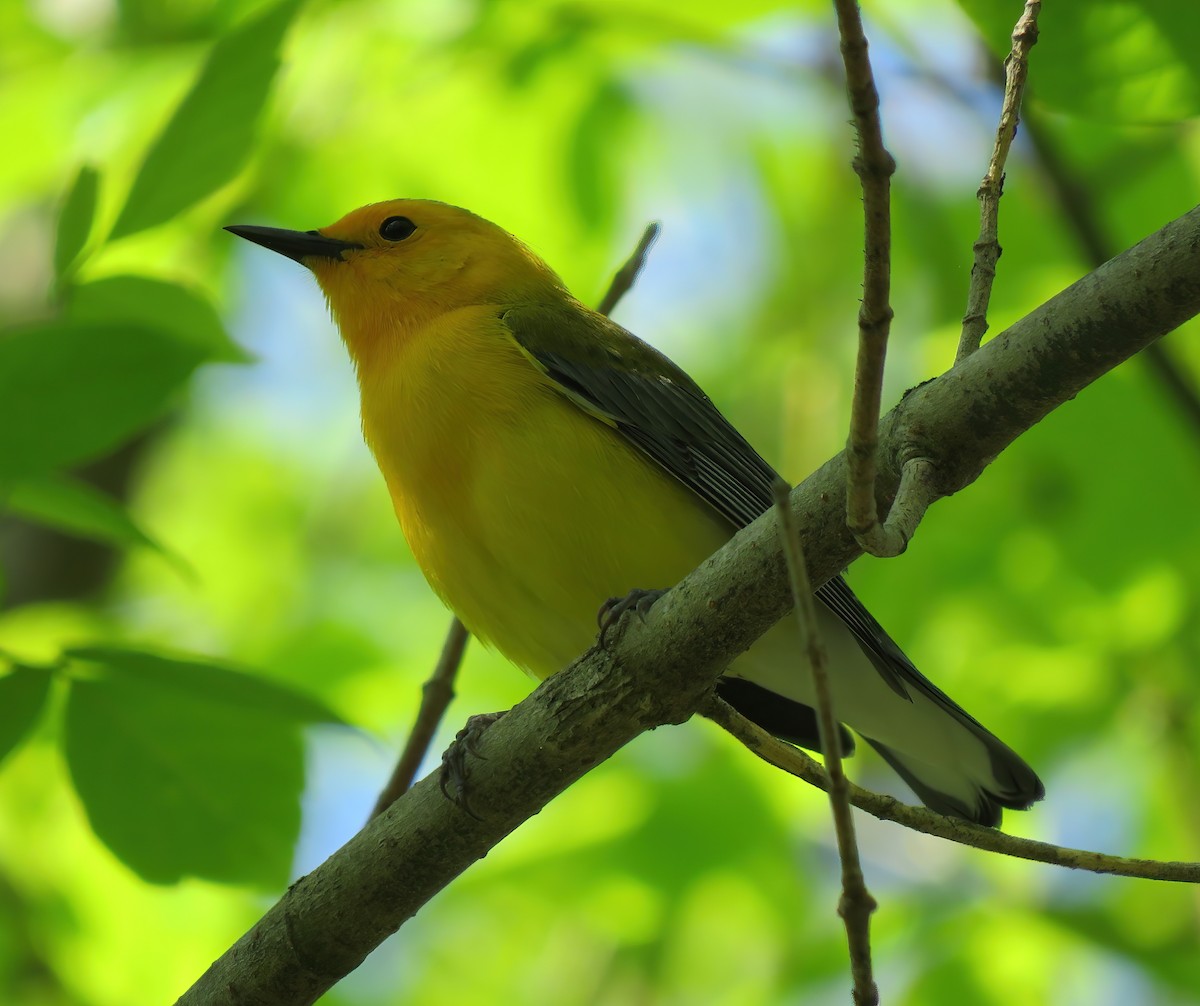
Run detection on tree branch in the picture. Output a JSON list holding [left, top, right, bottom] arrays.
[[773, 479, 876, 1005], [179, 205, 1200, 1006], [702, 696, 1200, 883], [596, 221, 661, 316], [956, 0, 1042, 363], [369, 618, 468, 819], [833, 0, 899, 559]]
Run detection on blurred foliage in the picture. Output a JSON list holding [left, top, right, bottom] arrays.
[[2, 0, 1200, 1004]]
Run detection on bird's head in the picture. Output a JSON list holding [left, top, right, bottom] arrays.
[[227, 199, 568, 365]]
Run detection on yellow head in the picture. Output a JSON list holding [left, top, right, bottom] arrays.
[[227, 199, 569, 366]]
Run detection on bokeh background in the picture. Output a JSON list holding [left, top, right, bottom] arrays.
[[3, 0, 1200, 1003]]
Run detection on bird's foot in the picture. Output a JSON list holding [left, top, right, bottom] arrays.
[[597, 587, 668, 647], [439, 711, 505, 819]]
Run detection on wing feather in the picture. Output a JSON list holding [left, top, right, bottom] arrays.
[[500, 302, 955, 712], [499, 301, 1043, 823]]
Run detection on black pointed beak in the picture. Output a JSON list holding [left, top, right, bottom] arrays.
[[224, 225, 361, 264]]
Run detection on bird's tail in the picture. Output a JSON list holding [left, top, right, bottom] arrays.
[[725, 580, 1045, 828], [863, 734, 1044, 828]]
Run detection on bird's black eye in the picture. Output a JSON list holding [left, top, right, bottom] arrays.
[[379, 216, 416, 241]]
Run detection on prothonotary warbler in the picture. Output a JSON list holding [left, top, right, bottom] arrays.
[[227, 199, 1044, 827]]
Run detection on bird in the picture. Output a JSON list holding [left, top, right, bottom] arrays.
[[226, 199, 1044, 827]]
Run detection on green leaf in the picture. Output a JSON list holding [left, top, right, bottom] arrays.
[[64, 672, 303, 887], [957, 0, 1200, 122], [68, 275, 252, 363], [0, 320, 206, 478], [54, 165, 99, 279], [0, 665, 53, 767], [3, 473, 163, 552], [110, 0, 303, 239], [67, 645, 345, 725]]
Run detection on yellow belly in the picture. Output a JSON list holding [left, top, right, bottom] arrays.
[[358, 306, 731, 678]]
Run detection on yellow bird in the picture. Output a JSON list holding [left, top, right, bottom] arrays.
[[227, 200, 1043, 826]]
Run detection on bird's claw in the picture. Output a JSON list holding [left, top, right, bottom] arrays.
[[597, 587, 668, 647], [439, 711, 505, 819]]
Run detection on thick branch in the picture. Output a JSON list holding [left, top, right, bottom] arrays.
[[179, 204, 1200, 1006]]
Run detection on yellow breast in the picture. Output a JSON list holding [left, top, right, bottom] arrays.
[[357, 305, 731, 678]]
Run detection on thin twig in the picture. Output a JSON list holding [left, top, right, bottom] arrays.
[[833, 0, 898, 562], [956, 1, 1042, 363], [703, 694, 1200, 883], [772, 479, 877, 1006], [596, 222, 661, 316], [1021, 111, 1200, 441], [370, 619, 469, 819], [370, 222, 664, 817]]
